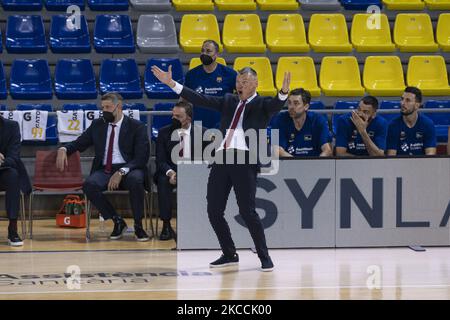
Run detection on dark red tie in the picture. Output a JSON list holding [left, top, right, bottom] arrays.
[[224, 100, 246, 149], [104, 124, 116, 174], [179, 132, 185, 158]]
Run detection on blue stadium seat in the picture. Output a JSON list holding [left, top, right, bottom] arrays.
[[16, 104, 57, 145], [62, 103, 97, 111], [193, 108, 220, 129], [332, 101, 359, 134], [340, 0, 382, 10], [0, 62, 7, 100], [99, 59, 143, 99], [50, 14, 90, 53], [310, 101, 326, 110], [10, 59, 52, 100], [0, 29, 2, 53], [94, 15, 135, 53], [0, 105, 7, 110], [1, 0, 43, 10], [144, 58, 184, 99], [6, 15, 47, 53], [88, 0, 129, 11], [55, 59, 97, 99], [379, 100, 401, 123], [45, 0, 85, 10], [123, 103, 148, 123], [424, 100, 450, 143], [151, 103, 174, 140]]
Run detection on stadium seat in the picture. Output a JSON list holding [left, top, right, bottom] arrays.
[[320, 56, 365, 96], [351, 14, 395, 52], [10, 59, 52, 100], [256, 0, 299, 10], [0, 62, 7, 100], [379, 100, 401, 123], [189, 57, 226, 69], [0, 29, 2, 54], [152, 103, 175, 140], [145, 58, 184, 99], [437, 14, 450, 52], [180, 14, 222, 53], [394, 14, 438, 52], [424, 0, 450, 9], [45, 0, 85, 10], [99, 59, 143, 99], [382, 0, 425, 10], [130, 0, 172, 11], [50, 14, 90, 53], [172, 0, 214, 10], [275, 57, 320, 97], [6, 15, 47, 53], [0, 105, 7, 110], [341, 0, 382, 9], [88, 0, 129, 10], [363, 56, 406, 96], [123, 103, 148, 123], [308, 14, 353, 52], [214, 0, 256, 10], [299, 0, 341, 10], [309, 101, 326, 110], [266, 14, 309, 53], [1, 0, 43, 10], [137, 14, 178, 53], [223, 14, 266, 53], [62, 103, 97, 111], [16, 104, 57, 145], [423, 100, 450, 143], [55, 59, 97, 100], [233, 57, 277, 96], [94, 15, 135, 53], [407, 56, 450, 96]]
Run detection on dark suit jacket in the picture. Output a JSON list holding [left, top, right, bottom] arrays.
[[0, 117, 32, 194], [154, 124, 208, 180], [179, 86, 286, 165], [65, 115, 150, 189]]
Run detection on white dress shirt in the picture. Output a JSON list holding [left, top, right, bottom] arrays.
[[103, 114, 129, 174], [166, 124, 191, 177]]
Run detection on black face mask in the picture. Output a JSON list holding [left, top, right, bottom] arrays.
[[102, 105, 118, 123], [200, 54, 214, 66], [171, 118, 182, 130]]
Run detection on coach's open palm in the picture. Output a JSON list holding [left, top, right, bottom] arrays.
[[282, 72, 291, 93], [151, 65, 174, 87]]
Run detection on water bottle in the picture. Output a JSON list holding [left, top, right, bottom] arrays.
[[99, 214, 105, 233]]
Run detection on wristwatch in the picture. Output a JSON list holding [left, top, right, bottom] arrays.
[[280, 89, 289, 95], [118, 168, 127, 176]]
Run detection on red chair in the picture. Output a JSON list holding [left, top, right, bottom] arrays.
[[29, 150, 85, 238]]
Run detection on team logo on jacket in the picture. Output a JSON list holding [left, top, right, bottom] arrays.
[[416, 132, 423, 139], [216, 77, 223, 83]]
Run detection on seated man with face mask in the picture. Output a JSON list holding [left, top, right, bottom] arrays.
[[184, 39, 237, 129], [56, 93, 150, 241], [154, 100, 208, 240]]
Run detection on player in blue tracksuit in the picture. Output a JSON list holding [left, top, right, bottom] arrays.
[[386, 87, 436, 156], [273, 88, 332, 157]]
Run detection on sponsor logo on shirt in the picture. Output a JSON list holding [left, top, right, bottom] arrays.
[[304, 134, 312, 141], [195, 86, 203, 94], [216, 77, 223, 83], [416, 132, 423, 140], [400, 131, 406, 140]]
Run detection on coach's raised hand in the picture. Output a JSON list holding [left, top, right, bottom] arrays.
[[151, 65, 175, 88], [281, 71, 291, 94]]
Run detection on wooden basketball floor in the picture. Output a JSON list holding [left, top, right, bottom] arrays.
[[0, 219, 449, 300]]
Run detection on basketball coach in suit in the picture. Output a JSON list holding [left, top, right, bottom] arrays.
[[56, 93, 150, 241], [152, 65, 291, 271], [154, 100, 209, 241], [0, 117, 31, 246]]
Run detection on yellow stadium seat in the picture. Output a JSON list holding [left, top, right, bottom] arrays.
[[189, 57, 227, 69], [407, 56, 450, 96], [382, 0, 425, 10], [223, 14, 266, 53], [266, 14, 309, 53], [363, 56, 406, 96], [308, 14, 353, 53], [424, 0, 450, 9], [394, 14, 438, 52], [437, 14, 450, 51], [233, 57, 277, 96], [276, 57, 321, 97], [319, 56, 365, 96], [180, 14, 222, 53], [351, 14, 395, 52], [214, 0, 256, 10], [256, 0, 299, 10], [172, 0, 214, 10]]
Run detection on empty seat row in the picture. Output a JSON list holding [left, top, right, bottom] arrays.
[[178, 13, 450, 54], [1, 0, 128, 11]]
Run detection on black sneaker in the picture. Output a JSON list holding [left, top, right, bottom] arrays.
[[110, 219, 128, 240], [260, 256, 274, 272], [159, 222, 175, 241], [8, 229, 24, 247], [209, 253, 239, 268], [135, 225, 150, 242]]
